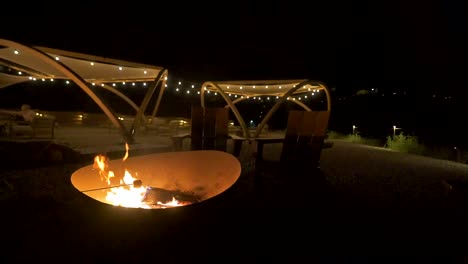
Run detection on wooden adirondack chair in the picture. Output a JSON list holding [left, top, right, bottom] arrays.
[[255, 110, 331, 178], [171, 105, 229, 151]]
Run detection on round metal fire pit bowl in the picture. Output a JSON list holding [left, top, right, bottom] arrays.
[[71, 150, 241, 209]]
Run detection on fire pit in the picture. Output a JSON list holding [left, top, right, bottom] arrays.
[[71, 149, 241, 209]]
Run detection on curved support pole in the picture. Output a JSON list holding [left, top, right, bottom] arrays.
[[224, 96, 248, 108], [322, 83, 332, 114], [201, 81, 250, 139], [291, 99, 312, 112], [101, 83, 151, 127], [130, 69, 168, 134], [101, 83, 140, 112], [254, 80, 331, 138], [149, 71, 168, 121], [0, 39, 134, 144]]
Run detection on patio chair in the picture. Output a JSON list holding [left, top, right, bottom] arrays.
[[9, 112, 56, 139], [171, 105, 229, 151], [254, 109, 330, 179]]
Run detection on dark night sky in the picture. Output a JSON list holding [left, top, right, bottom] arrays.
[[1, 0, 466, 95]]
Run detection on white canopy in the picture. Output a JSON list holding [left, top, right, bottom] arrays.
[[0, 38, 168, 144], [0, 44, 164, 88], [203, 79, 324, 96]]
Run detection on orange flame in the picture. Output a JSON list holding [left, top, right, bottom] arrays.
[[92, 144, 187, 209], [105, 170, 150, 209], [93, 154, 114, 184], [122, 143, 129, 162]]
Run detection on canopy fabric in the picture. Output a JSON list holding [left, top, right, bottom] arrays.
[[0, 44, 164, 88], [203, 79, 325, 96], [0, 39, 168, 145], [0, 72, 30, 89]]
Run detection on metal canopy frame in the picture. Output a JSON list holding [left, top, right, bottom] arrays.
[[200, 79, 331, 140]]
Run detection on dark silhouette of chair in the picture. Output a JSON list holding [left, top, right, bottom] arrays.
[[172, 106, 229, 151], [255, 110, 331, 179]]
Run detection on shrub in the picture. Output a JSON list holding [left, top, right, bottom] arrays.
[[327, 130, 345, 139], [344, 133, 365, 144], [385, 133, 426, 155]]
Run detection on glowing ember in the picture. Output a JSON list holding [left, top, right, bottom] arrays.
[[93, 143, 189, 209], [157, 197, 190, 208]]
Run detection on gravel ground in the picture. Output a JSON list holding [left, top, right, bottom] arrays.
[[0, 138, 467, 262]]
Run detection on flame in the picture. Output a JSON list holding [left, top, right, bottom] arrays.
[[93, 154, 114, 184], [105, 170, 150, 209], [122, 143, 129, 162], [92, 144, 187, 209]]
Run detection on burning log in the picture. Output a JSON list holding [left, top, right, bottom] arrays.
[[142, 187, 200, 206]]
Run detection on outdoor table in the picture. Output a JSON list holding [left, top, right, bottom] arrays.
[[230, 133, 285, 161]]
